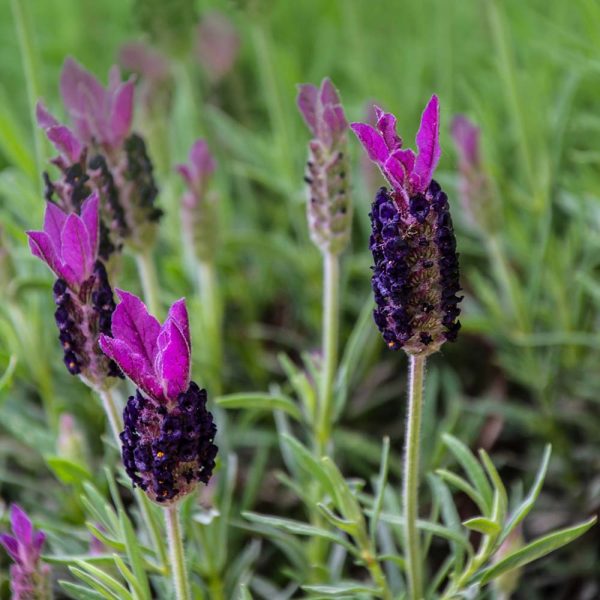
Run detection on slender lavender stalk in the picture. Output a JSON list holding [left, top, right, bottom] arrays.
[[352, 95, 462, 600], [297, 78, 351, 455], [176, 140, 223, 391]]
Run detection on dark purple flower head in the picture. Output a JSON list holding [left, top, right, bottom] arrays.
[[27, 195, 122, 383], [352, 95, 441, 205], [99, 294, 217, 504], [353, 97, 461, 355], [297, 78, 351, 255], [0, 505, 51, 600], [176, 140, 218, 262], [59, 57, 134, 154]]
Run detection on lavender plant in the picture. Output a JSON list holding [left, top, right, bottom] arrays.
[[1, 2, 599, 599]]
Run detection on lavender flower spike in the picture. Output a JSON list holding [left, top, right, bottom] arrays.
[[99, 293, 217, 504], [352, 96, 462, 355], [0, 505, 51, 600], [176, 139, 218, 262], [297, 78, 352, 255], [451, 115, 494, 231], [27, 193, 122, 383]]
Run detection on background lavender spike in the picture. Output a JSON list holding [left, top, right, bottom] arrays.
[[0, 505, 52, 600], [297, 78, 352, 255]]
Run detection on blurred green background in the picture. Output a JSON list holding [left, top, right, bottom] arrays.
[[0, 0, 599, 597]]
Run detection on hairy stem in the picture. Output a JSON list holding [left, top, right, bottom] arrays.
[[316, 251, 340, 455], [165, 504, 191, 600], [136, 249, 161, 317], [403, 354, 426, 600]]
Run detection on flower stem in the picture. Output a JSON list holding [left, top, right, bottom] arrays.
[[165, 504, 191, 600], [197, 259, 223, 394], [403, 354, 426, 600], [316, 251, 340, 455], [98, 388, 123, 445], [135, 249, 161, 317]]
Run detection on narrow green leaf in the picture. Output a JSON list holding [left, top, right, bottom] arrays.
[[317, 502, 357, 534], [480, 517, 597, 584], [320, 457, 363, 523], [435, 468, 487, 515], [498, 444, 551, 545], [112, 554, 148, 600], [216, 392, 302, 420], [375, 511, 472, 554], [370, 436, 390, 544], [478, 449, 508, 524], [68, 567, 120, 600], [279, 434, 335, 499], [46, 456, 92, 486], [74, 561, 133, 600], [118, 509, 152, 599], [463, 517, 501, 536], [302, 582, 381, 596], [442, 434, 493, 515], [238, 584, 254, 600], [242, 511, 357, 556], [45, 554, 115, 566], [59, 580, 106, 600]]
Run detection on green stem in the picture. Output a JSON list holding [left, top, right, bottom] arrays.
[[165, 504, 191, 600], [10, 0, 46, 180], [96, 388, 169, 572], [403, 354, 426, 600], [98, 388, 122, 445], [135, 249, 161, 317], [197, 260, 223, 394], [316, 251, 340, 456]]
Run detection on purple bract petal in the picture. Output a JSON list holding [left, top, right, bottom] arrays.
[[111, 290, 161, 367], [108, 80, 135, 148], [27, 231, 61, 278], [10, 506, 33, 549], [350, 123, 388, 163], [99, 335, 164, 400], [46, 125, 84, 163], [375, 108, 402, 151], [0, 534, 19, 562], [413, 94, 441, 193], [80, 193, 99, 258], [43, 202, 68, 251], [36, 102, 59, 129], [451, 114, 480, 166], [61, 213, 93, 283], [155, 318, 190, 399], [297, 83, 318, 135], [166, 299, 190, 349]]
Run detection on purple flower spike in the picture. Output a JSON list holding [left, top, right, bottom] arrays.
[[451, 115, 494, 231], [99, 293, 217, 504], [354, 97, 462, 356], [27, 194, 122, 383], [0, 505, 51, 600], [176, 140, 218, 262], [60, 57, 135, 153], [297, 78, 352, 254]]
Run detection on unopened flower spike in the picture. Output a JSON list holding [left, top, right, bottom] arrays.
[[297, 78, 352, 255], [176, 139, 218, 263], [99, 292, 218, 504], [38, 57, 163, 255], [0, 505, 52, 600], [451, 115, 495, 232], [26, 192, 123, 385], [352, 95, 462, 355]]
